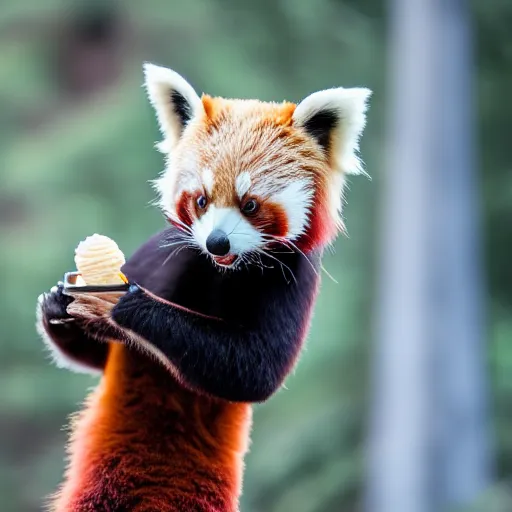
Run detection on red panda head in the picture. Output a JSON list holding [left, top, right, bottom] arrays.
[[144, 63, 370, 268]]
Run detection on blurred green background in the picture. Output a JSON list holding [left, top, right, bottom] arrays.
[[0, 1, 511, 511]]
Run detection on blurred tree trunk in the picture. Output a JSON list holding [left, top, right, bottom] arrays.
[[365, 1, 492, 511], [430, 0, 492, 507]]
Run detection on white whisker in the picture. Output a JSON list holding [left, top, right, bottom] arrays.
[[320, 264, 339, 284], [164, 213, 194, 236], [255, 248, 296, 284], [159, 239, 191, 250], [261, 234, 321, 279], [161, 246, 183, 268], [227, 217, 243, 236]]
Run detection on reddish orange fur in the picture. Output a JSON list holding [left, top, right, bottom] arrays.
[[249, 200, 289, 238], [175, 190, 194, 227], [296, 186, 337, 253], [51, 343, 251, 512]]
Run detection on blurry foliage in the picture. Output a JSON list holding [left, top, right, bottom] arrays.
[[0, 0, 510, 511]]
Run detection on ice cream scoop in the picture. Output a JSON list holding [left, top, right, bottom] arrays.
[[74, 234, 127, 285]]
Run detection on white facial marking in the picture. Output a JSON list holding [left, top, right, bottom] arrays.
[[273, 179, 314, 239], [155, 151, 201, 216], [235, 172, 252, 199], [202, 168, 214, 195], [180, 174, 200, 193], [328, 172, 345, 227], [192, 205, 263, 256]]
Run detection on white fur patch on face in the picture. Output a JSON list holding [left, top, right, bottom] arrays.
[[235, 172, 252, 199], [273, 179, 314, 239], [328, 172, 345, 229], [192, 205, 264, 255], [180, 173, 201, 193], [154, 170, 200, 220], [202, 168, 214, 195], [154, 150, 202, 218], [153, 151, 204, 217]]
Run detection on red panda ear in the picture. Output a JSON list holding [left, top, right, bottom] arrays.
[[143, 63, 205, 152], [292, 87, 371, 175]]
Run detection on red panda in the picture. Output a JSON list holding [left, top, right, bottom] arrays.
[[37, 63, 370, 511]]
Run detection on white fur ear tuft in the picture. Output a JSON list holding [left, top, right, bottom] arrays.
[[143, 63, 204, 150], [293, 87, 371, 174]]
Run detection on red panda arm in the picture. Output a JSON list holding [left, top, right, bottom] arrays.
[[111, 255, 320, 403]]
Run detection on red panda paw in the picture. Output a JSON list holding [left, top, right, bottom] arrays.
[[65, 292, 129, 344], [36, 284, 109, 373], [38, 283, 75, 328]]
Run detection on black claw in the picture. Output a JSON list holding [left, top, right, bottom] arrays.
[[40, 283, 74, 323]]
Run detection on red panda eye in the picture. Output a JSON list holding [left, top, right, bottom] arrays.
[[242, 199, 259, 215], [197, 195, 208, 209]]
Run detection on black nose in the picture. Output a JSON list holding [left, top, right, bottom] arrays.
[[206, 229, 231, 256]]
